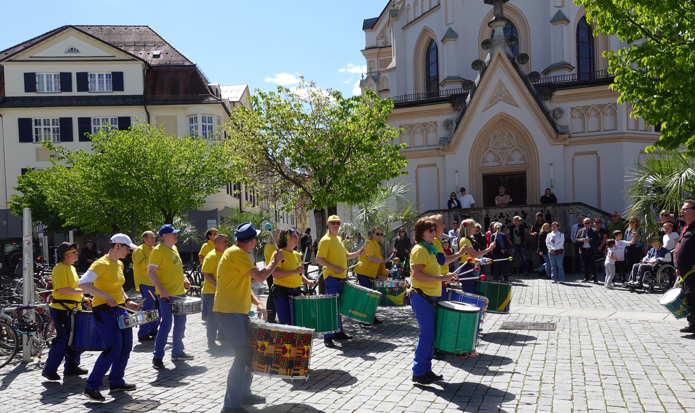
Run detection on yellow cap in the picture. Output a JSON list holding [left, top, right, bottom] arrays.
[[327, 215, 341, 223]]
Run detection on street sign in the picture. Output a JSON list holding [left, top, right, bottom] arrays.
[[38, 224, 44, 234]]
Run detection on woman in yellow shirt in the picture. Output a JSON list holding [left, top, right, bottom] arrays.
[[271, 228, 316, 324], [457, 218, 496, 294], [410, 217, 457, 385], [42, 242, 87, 381], [355, 227, 389, 324]]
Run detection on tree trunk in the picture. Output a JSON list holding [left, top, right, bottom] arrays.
[[313, 208, 327, 241]]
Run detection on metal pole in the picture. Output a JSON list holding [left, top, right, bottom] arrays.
[[22, 208, 34, 362], [43, 235, 49, 266], [68, 230, 74, 244]]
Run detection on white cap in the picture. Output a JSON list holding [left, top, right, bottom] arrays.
[[110, 233, 138, 249]]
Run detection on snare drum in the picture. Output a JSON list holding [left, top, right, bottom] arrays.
[[476, 281, 511, 313], [291, 295, 340, 334], [372, 279, 408, 306], [69, 310, 106, 351], [171, 297, 203, 315], [660, 288, 691, 319], [433, 301, 480, 355], [339, 282, 381, 324], [248, 321, 314, 379], [449, 289, 489, 342], [117, 310, 160, 329]]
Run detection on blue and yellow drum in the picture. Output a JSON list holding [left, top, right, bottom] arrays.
[[660, 288, 691, 319], [433, 301, 480, 355], [476, 281, 511, 313]]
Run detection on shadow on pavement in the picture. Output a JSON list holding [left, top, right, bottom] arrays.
[[252, 403, 323, 412], [446, 352, 516, 376], [481, 331, 536, 346], [0, 362, 27, 390], [417, 381, 516, 412], [149, 364, 208, 387], [84, 393, 161, 412], [290, 368, 357, 390], [334, 339, 397, 360], [39, 378, 85, 404]]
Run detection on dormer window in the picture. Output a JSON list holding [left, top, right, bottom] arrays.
[[65, 46, 80, 54]]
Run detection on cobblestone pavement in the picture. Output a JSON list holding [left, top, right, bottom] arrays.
[[2, 272, 695, 412]]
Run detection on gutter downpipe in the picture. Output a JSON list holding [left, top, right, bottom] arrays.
[[143, 66, 150, 124]]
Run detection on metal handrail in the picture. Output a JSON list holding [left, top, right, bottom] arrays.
[[534, 70, 613, 85], [392, 88, 467, 104]]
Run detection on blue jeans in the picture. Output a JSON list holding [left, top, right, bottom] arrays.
[[548, 252, 566, 282], [537, 254, 551, 278], [357, 274, 373, 289], [273, 287, 302, 325], [44, 307, 82, 374], [86, 307, 133, 390], [411, 292, 439, 376], [154, 295, 187, 359], [323, 276, 344, 338], [202, 294, 220, 342], [138, 285, 160, 339], [510, 244, 527, 272], [216, 313, 252, 409]]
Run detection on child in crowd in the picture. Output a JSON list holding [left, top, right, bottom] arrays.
[[627, 238, 671, 288], [612, 230, 635, 285], [604, 239, 618, 288], [390, 257, 404, 279]]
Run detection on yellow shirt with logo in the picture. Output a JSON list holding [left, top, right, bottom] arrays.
[[458, 237, 473, 264], [317, 233, 348, 279], [149, 244, 185, 296], [214, 245, 256, 313], [199, 240, 214, 259], [50, 263, 82, 310], [132, 244, 153, 291], [273, 250, 303, 288], [201, 249, 223, 295], [89, 256, 125, 307], [355, 238, 387, 278], [410, 243, 443, 297], [433, 237, 449, 275], [264, 244, 276, 265]]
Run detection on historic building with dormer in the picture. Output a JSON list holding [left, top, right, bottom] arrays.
[[359, 0, 658, 214]]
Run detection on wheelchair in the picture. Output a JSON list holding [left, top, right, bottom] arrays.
[[630, 261, 677, 293]]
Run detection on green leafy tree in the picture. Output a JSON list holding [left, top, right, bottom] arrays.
[[576, 0, 695, 152], [226, 80, 408, 238], [217, 206, 271, 260], [8, 168, 72, 232]]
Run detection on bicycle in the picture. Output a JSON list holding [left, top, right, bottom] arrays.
[[0, 304, 55, 369]]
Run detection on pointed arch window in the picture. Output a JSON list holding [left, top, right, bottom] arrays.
[[576, 16, 595, 80], [491, 21, 519, 56], [425, 40, 439, 93]]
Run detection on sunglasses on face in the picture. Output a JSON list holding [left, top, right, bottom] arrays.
[[374, 232, 383, 236], [427, 228, 436, 233], [65, 250, 77, 255], [329, 222, 341, 226]]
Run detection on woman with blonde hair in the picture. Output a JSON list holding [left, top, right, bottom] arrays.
[[457, 219, 495, 293], [355, 226, 390, 325]]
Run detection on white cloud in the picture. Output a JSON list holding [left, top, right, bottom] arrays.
[[339, 63, 366, 74], [343, 78, 353, 84], [264, 72, 301, 86], [352, 79, 362, 96]]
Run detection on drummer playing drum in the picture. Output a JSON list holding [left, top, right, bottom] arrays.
[[410, 217, 458, 385], [354, 226, 389, 325], [271, 228, 316, 325], [200, 234, 228, 349]]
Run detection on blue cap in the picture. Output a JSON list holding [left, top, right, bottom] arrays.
[[235, 222, 261, 242], [158, 224, 181, 236]]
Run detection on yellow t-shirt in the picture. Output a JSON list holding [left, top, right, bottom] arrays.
[[199, 240, 214, 260], [317, 233, 348, 279], [214, 245, 256, 313], [410, 243, 443, 297], [149, 244, 185, 296], [132, 244, 153, 291], [355, 238, 387, 278], [89, 256, 125, 307], [433, 237, 449, 275], [458, 237, 473, 264], [264, 244, 276, 265], [50, 263, 82, 310], [201, 249, 223, 295], [273, 250, 303, 288]]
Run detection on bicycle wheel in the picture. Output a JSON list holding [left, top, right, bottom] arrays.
[[0, 321, 19, 369], [41, 316, 56, 348]]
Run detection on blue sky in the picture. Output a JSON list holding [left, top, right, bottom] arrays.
[[0, 0, 388, 97]]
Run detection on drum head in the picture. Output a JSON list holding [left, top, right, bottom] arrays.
[[438, 300, 480, 313], [661, 288, 683, 304]]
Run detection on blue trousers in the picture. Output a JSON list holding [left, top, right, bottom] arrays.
[[411, 292, 439, 376], [86, 307, 132, 390], [216, 313, 252, 409], [458, 262, 477, 294], [510, 244, 527, 272], [202, 293, 220, 342], [43, 307, 82, 374], [548, 252, 566, 282], [154, 295, 187, 359], [537, 254, 551, 277], [357, 274, 373, 289], [324, 276, 344, 338], [138, 285, 160, 339], [273, 287, 302, 325]]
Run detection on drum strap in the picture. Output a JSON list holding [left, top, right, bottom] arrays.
[[270, 285, 302, 298], [680, 269, 695, 284], [412, 287, 436, 308], [52, 299, 81, 311]]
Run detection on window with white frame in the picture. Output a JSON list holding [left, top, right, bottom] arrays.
[[33, 119, 60, 143], [92, 117, 118, 134], [37, 73, 61, 93], [201, 115, 214, 138], [188, 115, 219, 138], [89, 73, 112, 92], [188, 115, 198, 136]]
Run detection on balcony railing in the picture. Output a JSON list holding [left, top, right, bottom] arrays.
[[533, 70, 613, 85], [392, 88, 467, 105]]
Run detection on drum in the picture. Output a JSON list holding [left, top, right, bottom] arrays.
[[448, 289, 489, 342], [117, 310, 159, 329], [248, 321, 314, 379], [660, 288, 691, 319], [433, 301, 480, 355], [171, 297, 203, 315], [291, 295, 340, 334], [372, 279, 408, 306], [476, 281, 511, 313], [69, 310, 106, 351], [339, 282, 381, 324]]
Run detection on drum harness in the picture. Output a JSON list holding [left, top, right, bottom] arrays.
[[270, 284, 303, 298]]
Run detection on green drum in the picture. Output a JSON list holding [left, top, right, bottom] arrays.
[[476, 281, 512, 313], [339, 282, 381, 323], [433, 301, 480, 355], [372, 279, 408, 306], [291, 295, 340, 334]]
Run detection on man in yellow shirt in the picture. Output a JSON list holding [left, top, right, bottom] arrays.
[[200, 233, 227, 349], [133, 231, 157, 342], [316, 215, 364, 348], [148, 224, 192, 370], [214, 222, 283, 412], [198, 228, 217, 321]]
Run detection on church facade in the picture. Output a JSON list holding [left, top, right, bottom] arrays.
[[360, 0, 659, 214]]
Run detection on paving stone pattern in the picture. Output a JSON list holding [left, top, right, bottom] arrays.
[[2, 273, 694, 412]]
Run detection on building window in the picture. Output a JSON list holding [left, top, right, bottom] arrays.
[[188, 115, 198, 136], [65, 46, 80, 54], [425, 40, 439, 93], [201, 115, 214, 138], [33, 119, 60, 143], [89, 73, 112, 92], [92, 117, 118, 134], [576, 17, 595, 80], [491, 21, 519, 57], [37, 73, 61, 93]]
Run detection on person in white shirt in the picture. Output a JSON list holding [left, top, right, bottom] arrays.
[[545, 222, 566, 283], [604, 240, 618, 288], [570, 215, 584, 273], [663, 222, 679, 251], [458, 187, 475, 208], [612, 229, 636, 285]]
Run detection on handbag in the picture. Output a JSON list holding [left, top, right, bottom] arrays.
[[553, 249, 564, 255]]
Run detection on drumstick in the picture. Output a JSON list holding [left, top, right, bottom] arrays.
[[36, 289, 53, 294], [264, 222, 279, 249], [139, 297, 147, 306], [117, 304, 138, 314], [347, 262, 362, 271]]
